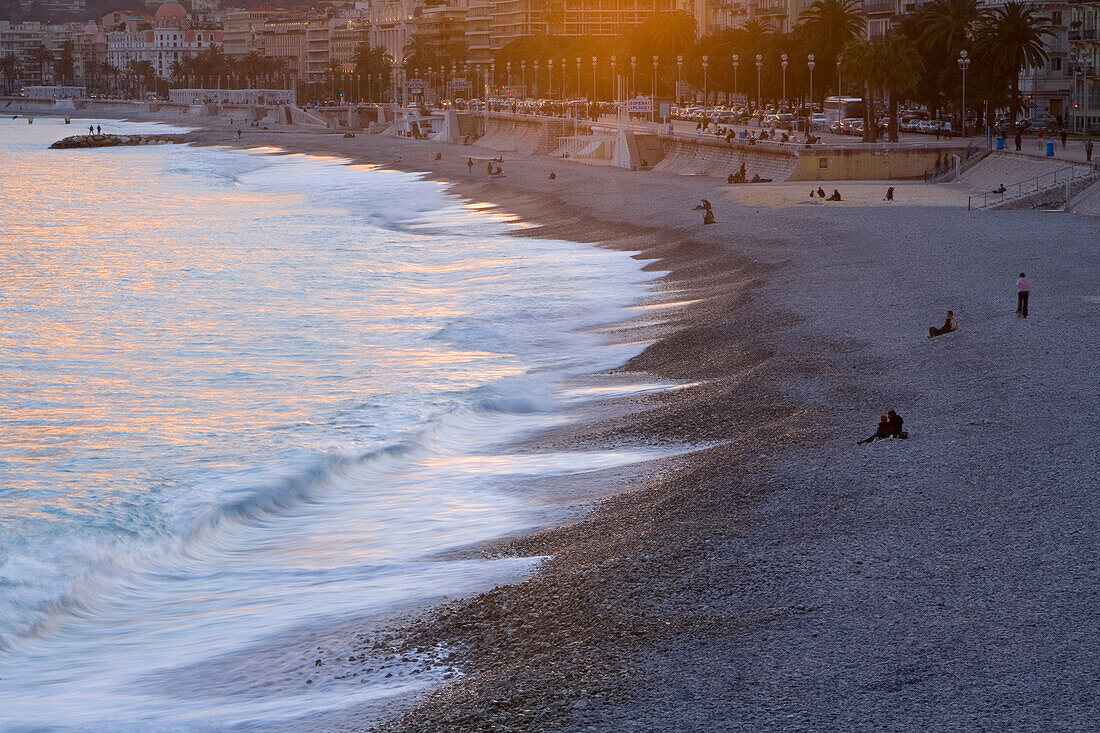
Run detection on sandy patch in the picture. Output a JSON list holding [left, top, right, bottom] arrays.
[[722, 181, 971, 208]]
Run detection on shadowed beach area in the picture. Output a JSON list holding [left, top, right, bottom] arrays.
[[52, 119, 1100, 729]]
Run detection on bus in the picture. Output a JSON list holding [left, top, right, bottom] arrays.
[[824, 96, 865, 125]]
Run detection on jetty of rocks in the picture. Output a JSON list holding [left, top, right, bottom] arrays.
[[50, 133, 186, 149]]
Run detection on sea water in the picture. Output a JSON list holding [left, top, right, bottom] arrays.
[[0, 118, 673, 730]]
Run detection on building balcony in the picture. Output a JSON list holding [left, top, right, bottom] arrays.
[[862, 0, 895, 14]]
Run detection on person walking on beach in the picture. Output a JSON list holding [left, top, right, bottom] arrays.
[[1061, 130, 1068, 150], [1017, 272, 1030, 318], [467, 157, 473, 174], [486, 161, 493, 177], [1086, 139, 1094, 163], [929, 310, 959, 338], [1015, 130, 1022, 151]]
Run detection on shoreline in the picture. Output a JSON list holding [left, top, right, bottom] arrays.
[[32, 114, 1100, 729]]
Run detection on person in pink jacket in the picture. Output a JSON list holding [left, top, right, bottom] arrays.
[[1017, 272, 1030, 318]]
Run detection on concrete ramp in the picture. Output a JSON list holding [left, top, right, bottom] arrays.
[[287, 106, 328, 126], [955, 152, 1093, 193], [477, 115, 570, 156], [655, 137, 798, 181], [1067, 179, 1100, 216], [431, 110, 461, 143]]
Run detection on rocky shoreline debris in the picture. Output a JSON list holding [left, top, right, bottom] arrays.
[[49, 133, 186, 149]]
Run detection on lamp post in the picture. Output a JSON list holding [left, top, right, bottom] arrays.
[[490, 62, 495, 99], [732, 54, 739, 102], [506, 61, 511, 95], [521, 60, 526, 98], [576, 57, 581, 99], [533, 60, 538, 98], [702, 55, 709, 119], [807, 54, 815, 111], [562, 57, 567, 102], [592, 56, 597, 102], [611, 55, 617, 105], [755, 53, 763, 112], [631, 56, 637, 98], [651, 55, 659, 122], [547, 58, 553, 100], [780, 53, 788, 111], [837, 58, 842, 99], [676, 54, 683, 103], [957, 50, 970, 137]]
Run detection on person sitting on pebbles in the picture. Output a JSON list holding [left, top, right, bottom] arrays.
[[928, 310, 959, 338]]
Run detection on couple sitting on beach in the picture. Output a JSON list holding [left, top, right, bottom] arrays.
[[859, 410, 908, 444], [928, 311, 959, 339]]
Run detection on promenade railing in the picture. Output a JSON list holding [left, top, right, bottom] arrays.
[[968, 163, 1100, 210]]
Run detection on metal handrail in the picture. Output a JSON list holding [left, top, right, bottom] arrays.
[[968, 163, 1100, 210]]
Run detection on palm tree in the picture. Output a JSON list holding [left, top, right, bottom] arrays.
[[31, 44, 53, 84], [402, 33, 437, 71], [799, 0, 866, 59], [0, 53, 19, 95], [873, 33, 923, 141], [353, 44, 393, 101], [840, 37, 876, 140], [55, 41, 75, 85], [979, 2, 1053, 120], [920, 0, 988, 54]]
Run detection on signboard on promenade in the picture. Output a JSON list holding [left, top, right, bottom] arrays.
[[626, 96, 652, 113]]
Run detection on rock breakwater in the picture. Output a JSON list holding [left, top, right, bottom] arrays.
[[50, 133, 186, 149]]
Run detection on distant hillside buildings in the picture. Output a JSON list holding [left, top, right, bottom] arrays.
[[0, 0, 1096, 129]]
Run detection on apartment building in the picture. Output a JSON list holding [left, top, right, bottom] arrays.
[[1069, 0, 1098, 130], [0, 20, 51, 85], [331, 19, 372, 70], [221, 7, 280, 58], [106, 3, 222, 79]]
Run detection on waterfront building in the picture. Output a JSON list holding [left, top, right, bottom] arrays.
[[106, 2, 223, 80], [221, 7, 281, 58], [1069, 0, 1099, 131]]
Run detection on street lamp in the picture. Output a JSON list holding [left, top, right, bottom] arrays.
[[781, 53, 788, 111], [957, 50, 970, 137], [652, 55, 658, 122], [576, 57, 581, 100], [807, 54, 815, 111], [677, 54, 683, 103], [562, 57, 567, 101], [534, 60, 539, 98], [702, 55, 709, 118], [611, 56, 617, 103], [506, 61, 511, 92], [732, 54, 739, 100], [547, 58, 553, 100], [631, 56, 637, 98], [837, 58, 842, 99], [521, 60, 526, 98], [592, 56, 597, 102], [756, 53, 763, 112]]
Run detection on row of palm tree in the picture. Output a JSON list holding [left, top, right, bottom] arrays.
[[455, 0, 1053, 140]]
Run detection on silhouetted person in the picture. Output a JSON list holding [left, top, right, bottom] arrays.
[[435, 152, 442, 160], [886, 410, 906, 439], [884, 186, 894, 202], [995, 184, 1007, 194], [486, 161, 493, 176], [96, 125, 101, 134], [703, 208, 715, 225], [929, 310, 959, 338], [548, 172, 556, 180], [1086, 139, 1094, 163], [693, 198, 712, 211], [88, 124, 94, 134], [467, 157, 473, 173], [236, 129, 241, 140], [729, 173, 736, 184], [1014, 130, 1022, 151], [827, 189, 842, 201], [1016, 272, 1030, 318], [859, 415, 892, 444], [817, 187, 826, 198]]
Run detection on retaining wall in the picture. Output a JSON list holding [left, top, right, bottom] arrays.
[[788, 145, 950, 181], [655, 135, 799, 181]]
